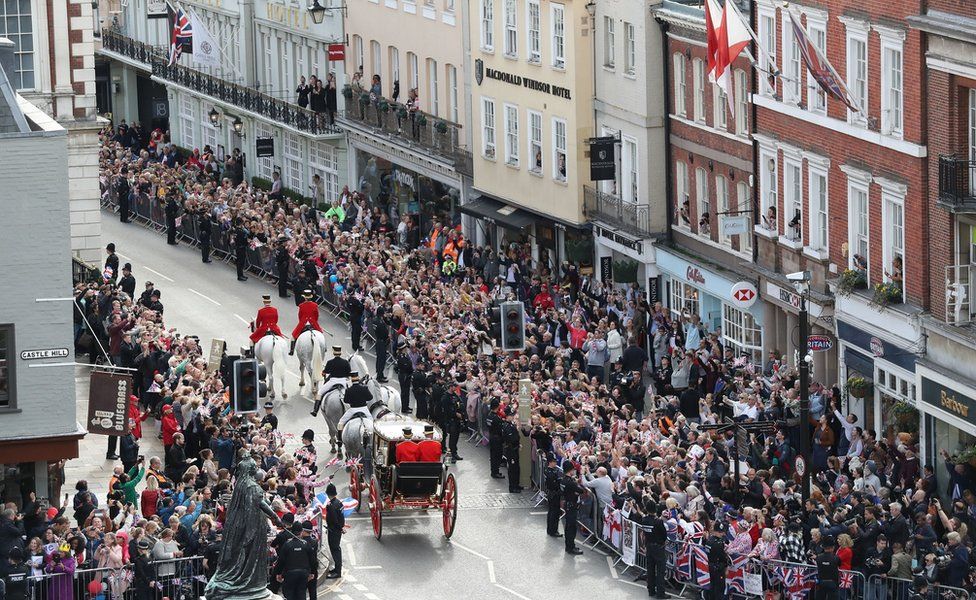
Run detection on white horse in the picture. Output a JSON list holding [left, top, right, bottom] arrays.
[[295, 328, 327, 395], [320, 378, 349, 455], [350, 352, 402, 414], [253, 335, 288, 400]]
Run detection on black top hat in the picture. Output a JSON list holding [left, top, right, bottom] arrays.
[[263, 401, 274, 409], [402, 427, 413, 437], [302, 520, 314, 531], [262, 294, 271, 302]]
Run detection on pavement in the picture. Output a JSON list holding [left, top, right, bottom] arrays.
[[66, 213, 650, 599]]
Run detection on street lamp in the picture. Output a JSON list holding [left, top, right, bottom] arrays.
[[232, 116, 245, 138], [208, 107, 221, 127], [788, 270, 812, 502], [307, 0, 346, 24]]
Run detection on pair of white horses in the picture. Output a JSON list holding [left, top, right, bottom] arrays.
[[252, 329, 401, 459]]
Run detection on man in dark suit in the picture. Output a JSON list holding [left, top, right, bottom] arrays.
[[118, 263, 136, 299], [324, 483, 345, 579], [117, 168, 131, 223], [198, 212, 213, 263]]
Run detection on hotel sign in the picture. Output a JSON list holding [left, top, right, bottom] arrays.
[[476, 61, 572, 100]]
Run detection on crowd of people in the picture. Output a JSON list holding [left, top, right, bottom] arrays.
[[5, 122, 976, 600]]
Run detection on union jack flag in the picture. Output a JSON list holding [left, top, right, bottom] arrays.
[[674, 542, 693, 582], [726, 553, 749, 594], [167, 2, 192, 66], [789, 12, 858, 112], [839, 571, 854, 590], [691, 543, 711, 588], [773, 565, 817, 600]]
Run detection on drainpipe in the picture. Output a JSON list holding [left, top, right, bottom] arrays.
[[658, 17, 674, 246]]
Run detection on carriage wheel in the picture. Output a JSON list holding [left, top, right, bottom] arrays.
[[442, 472, 458, 539], [350, 466, 361, 512], [369, 475, 382, 540]]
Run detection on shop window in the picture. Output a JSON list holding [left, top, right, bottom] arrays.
[[282, 133, 304, 192], [722, 304, 762, 364], [875, 365, 918, 441], [254, 122, 274, 181], [0, 325, 13, 409], [669, 280, 699, 322]]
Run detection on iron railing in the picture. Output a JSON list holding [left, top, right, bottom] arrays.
[[340, 102, 472, 175], [583, 185, 655, 239], [939, 155, 976, 210], [100, 29, 342, 137]]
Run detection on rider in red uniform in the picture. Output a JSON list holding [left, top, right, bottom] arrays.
[[250, 295, 283, 344], [290, 289, 323, 355]]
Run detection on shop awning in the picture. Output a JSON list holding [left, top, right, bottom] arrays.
[[460, 196, 536, 230]]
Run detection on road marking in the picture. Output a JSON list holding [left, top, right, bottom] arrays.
[[343, 574, 357, 582], [188, 288, 221, 305], [353, 584, 367, 591], [493, 584, 532, 600], [364, 594, 381, 600], [116, 253, 131, 261], [353, 565, 383, 570], [450, 541, 490, 561], [143, 266, 173, 282], [338, 594, 354, 600], [234, 313, 250, 326], [606, 555, 618, 579], [287, 369, 300, 378], [487, 560, 496, 584], [529, 511, 547, 515], [347, 543, 357, 566]]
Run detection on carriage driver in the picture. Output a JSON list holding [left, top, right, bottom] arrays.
[[250, 294, 283, 345], [310, 346, 352, 417], [290, 289, 323, 355], [337, 371, 374, 435]]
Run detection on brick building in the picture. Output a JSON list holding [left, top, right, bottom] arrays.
[[909, 1, 976, 493], [652, 1, 762, 364], [748, 0, 927, 432]]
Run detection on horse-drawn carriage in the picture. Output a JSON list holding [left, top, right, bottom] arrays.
[[348, 417, 458, 540]]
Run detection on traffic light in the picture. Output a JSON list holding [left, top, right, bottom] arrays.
[[233, 358, 267, 413], [489, 303, 502, 344], [500, 301, 525, 352]]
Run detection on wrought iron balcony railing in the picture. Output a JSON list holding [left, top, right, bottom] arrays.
[[100, 29, 341, 136], [340, 100, 472, 175], [939, 155, 976, 212], [583, 185, 655, 239]]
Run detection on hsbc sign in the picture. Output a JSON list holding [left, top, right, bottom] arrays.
[[729, 281, 759, 309]]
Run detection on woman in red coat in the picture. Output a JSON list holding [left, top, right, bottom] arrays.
[[160, 405, 179, 448]]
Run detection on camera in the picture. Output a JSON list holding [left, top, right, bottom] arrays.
[[786, 270, 811, 282]]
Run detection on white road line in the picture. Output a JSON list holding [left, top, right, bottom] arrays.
[[450, 541, 490, 561], [353, 584, 367, 591], [338, 594, 354, 600], [606, 555, 618, 579], [353, 565, 383, 570], [347, 543, 357, 566], [287, 369, 300, 378], [343, 574, 357, 582], [487, 560, 496, 584], [321, 581, 344, 594], [493, 584, 533, 600], [528, 511, 547, 515], [143, 266, 173, 282], [188, 288, 221, 305], [363, 594, 381, 600], [116, 253, 131, 261], [234, 313, 250, 326]]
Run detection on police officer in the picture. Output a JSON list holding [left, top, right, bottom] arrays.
[[132, 538, 156, 600], [117, 167, 131, 223], [543, 454, 562, 537], [395, 339, 413, 413], [324, 483, 345, 579], [302, 520, 320, 600], [412, 360, 430, 419], [561, 462, 585, 555], [198, 212, 213, 263], [347, 292, 365, 351], [485, 399, 505, 478], [2, 547, 31, 600], [705, 522, 730, 600], [233, 220, 250, 281], [275, 237, 290, 298], [641, 500, 668, 599], [501, 413, 523, 493], [441, 375, 465, 461], [815, 536, 840, 600], [274, 521, 317, 600], [261, 401, 278, 430], [165, 192, 179, 245], [372, 307, 390, 382]]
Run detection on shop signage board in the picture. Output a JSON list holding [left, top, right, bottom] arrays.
[[920, 376, 975, 421], [720, 214, 751, 237], [729, 281, 758, 309], [870, 337, 885, 357], [87, 372, 133, 436], [255, 137, 274, 157], [147, 0, 167, 18], [589, 137, 616, 181], [807, 335, 833, 352], [328, 44, 345, 61]]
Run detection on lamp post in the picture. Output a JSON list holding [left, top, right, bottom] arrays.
[[791, 270, 812, 502], [208, 107, 221, 127], [307, 0, 347, 24], [232, 116, 245, 138]]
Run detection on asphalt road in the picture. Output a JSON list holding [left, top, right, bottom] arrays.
[[98, 215, 648, 599]]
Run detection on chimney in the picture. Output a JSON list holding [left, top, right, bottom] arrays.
[[0, 38, 16, 85]]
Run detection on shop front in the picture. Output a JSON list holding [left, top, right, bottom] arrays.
[[917, 362, 976, 497], [657, 247, 764, 363], [759, 278, 837, 389], [593, 224, 659, 297]]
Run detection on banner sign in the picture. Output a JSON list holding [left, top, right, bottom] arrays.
[[589, 137, 616, 181], [208, 338, 226, 373], [622, 519, 638, 566], [147, 0, 167, 19], [328, 44, 345, 61], [256, 137, 274, 157], [87, 371, 133, 436], [600, 256, 613, 283]]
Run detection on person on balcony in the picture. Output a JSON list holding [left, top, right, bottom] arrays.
[[310, 78, 327, 120], [326, 73, 338, 124], [296, 75, 311, 109]]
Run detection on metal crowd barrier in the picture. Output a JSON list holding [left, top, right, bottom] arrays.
[[17, 556, 205, 600], [868, 574, 972, 600]]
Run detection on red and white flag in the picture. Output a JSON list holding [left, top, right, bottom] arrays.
[[705, 0, 751, 112]]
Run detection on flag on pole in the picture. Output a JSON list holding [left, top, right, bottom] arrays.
[[167, 2, 192, 66], [710, 0, 751, 112], [704, 0, 722, 83], [789, 11, 859, 112], [189, 9, 221, 68]]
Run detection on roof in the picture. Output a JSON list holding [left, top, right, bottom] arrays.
[[373, 415, 443, 442]]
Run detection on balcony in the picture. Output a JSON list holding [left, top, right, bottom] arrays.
[[938, 155, 976, 213], [583, 186, 655, 239], [100, 30, 342, 137], [340, 101, 472, 176], [946, 264, 976, 326]]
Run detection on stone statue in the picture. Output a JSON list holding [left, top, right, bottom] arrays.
[[204, 455, 283, 600]]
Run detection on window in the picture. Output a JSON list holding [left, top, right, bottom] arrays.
[[445, 0, 454, 10], [353, 35, 364, 72], [255, 122, 274, 180], [482, 97, 496, 158], [447, 64, 458, 122], [669, 281, 699, 321], [283, 133, 304, 191], [551, 3, 565, 68], [552, 117, 567, 181], [716, 175, 730, 245], [848, 180, 870, 276], [722, 304, 762, 364], [0, 325, 14, 409], [675, 161, 690, 229], [427, 59, 439, 115], [696, 167, 710, 238], [881, 41, 904, 137], [759, 150, 778, 231], [481, 0, 494, 51], [371, 40, 382, 80], [783, 157, 802, 242], [0, 0, 35, 89], [264, 31, 274, 93], [389, 47, 400, 87], [846, 28, 868, 123], [808, 166, 828, 252], [622, 137, 638, 204], [782, 21, 801, 104], [202, 117, 218, 156], [806, 20, 827, 114], [713, 84, 727, 130], [624, 22, 636, 75], [309, 141, 340, 205], [882, 186, 906, 295], [504, 104, 519, 166], [408, 52, 419, 91], [179, 95, 197, 151], [504, 0, 518, 57], [736, 181, 752, 253], [693, 58, 705, 123], [603, 16, 615, 68], [734, 69, 748, 135], [673, 53, 686, 117], [527, 0, 541, 63], [758, 10, 776, 96], [528, 110, 543, 174]]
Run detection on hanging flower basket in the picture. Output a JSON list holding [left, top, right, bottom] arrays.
[[359, 92, 371, 106], [846, 375, 872, 399], [872, 281, 903, 308], [341, 84, 353, 100], [836, 268, 867, 296], [434, 120, 448, 134], [377, 98, 390, 113], [396, 105, 408, 120], [416, 114, 428, 127]]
